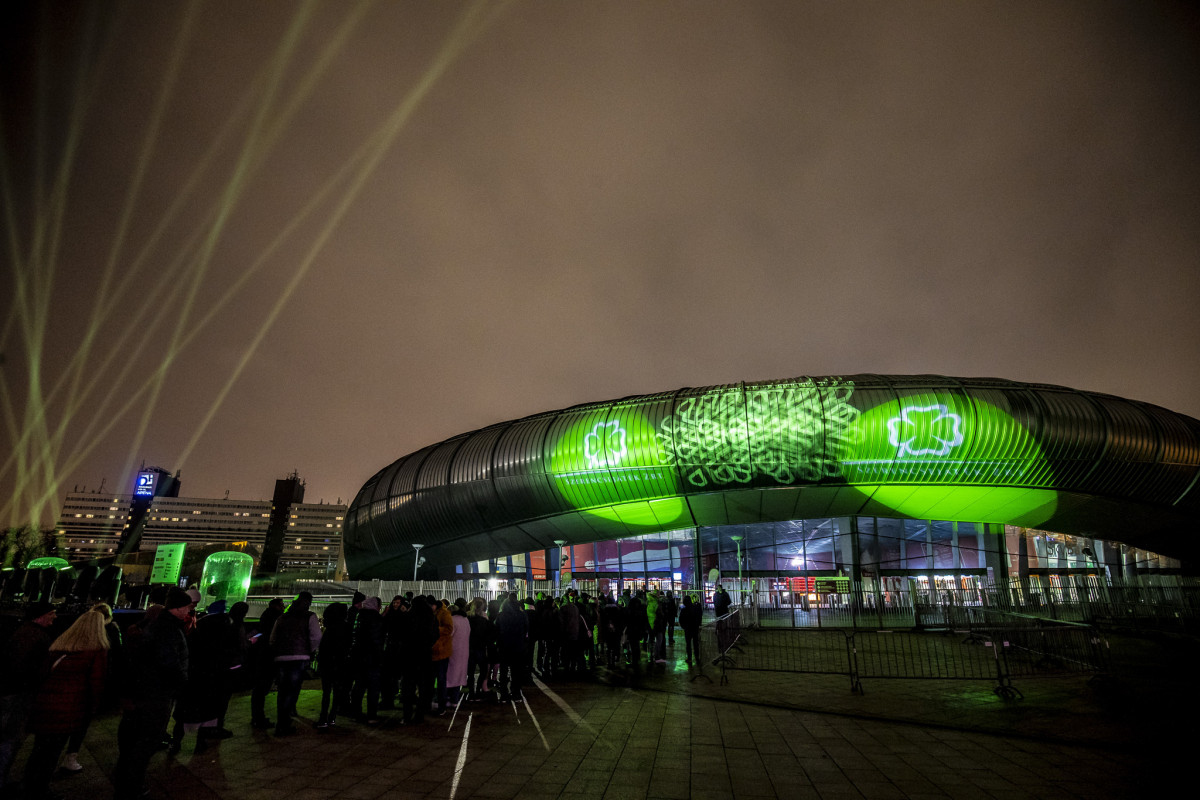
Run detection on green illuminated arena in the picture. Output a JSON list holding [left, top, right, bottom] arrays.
[[344, 375, 1200, 579]]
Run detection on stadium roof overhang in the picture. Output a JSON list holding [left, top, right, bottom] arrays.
[[345, 375, 1200, 578]]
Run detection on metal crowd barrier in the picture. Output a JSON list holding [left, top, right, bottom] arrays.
[[699, 609, 1109, 697]]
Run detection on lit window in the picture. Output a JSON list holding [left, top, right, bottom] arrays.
[[74, 514, 82, 518], [323, 546, 329, 550], [326, 523, 332, 527]]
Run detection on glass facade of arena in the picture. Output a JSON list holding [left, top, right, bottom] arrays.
[[456, 516, 1180, 624]]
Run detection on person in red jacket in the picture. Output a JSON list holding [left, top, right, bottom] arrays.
[[21, 609, 110, 799]]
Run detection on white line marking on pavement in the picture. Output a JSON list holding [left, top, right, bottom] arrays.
[[523, 701, 551, 751], [449, 712, 472, 800], [510, 698, 520, 722], [448, 692, 466, 731], [531, 675, 614, 751]]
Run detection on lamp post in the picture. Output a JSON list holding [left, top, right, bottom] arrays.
[[553, 539, 566, 591], [411, 543, 424, 583], [731, 535, 744, 604]]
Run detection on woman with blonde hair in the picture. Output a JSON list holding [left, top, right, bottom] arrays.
[[21, 609, 109, 797]]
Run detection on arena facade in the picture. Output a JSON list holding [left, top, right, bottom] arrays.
[[344, 375, 1200, 600]]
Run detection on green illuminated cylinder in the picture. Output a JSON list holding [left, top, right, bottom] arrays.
[[198, 551, 254, 610]]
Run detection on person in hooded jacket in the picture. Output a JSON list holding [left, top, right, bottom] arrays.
[[349, 597, 384, 723], [315, 602, 352, 730]]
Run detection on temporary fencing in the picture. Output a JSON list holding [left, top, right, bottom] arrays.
[[699, 607, 1108, 697]]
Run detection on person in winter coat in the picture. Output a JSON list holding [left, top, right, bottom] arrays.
[[397, 597, 437, 724], [465, 598, 491, 699], [679, 594, 703, 666], [446, 601, 471, 705], [113, 587, 192, 799], [248, 597, 285, 729], [0, 601, 57, 790], [349, 596, 384, 723], [430, 598, 454, 714], [495, 594, 528, 701], [22, 609, 109, 798], [270, 592, 322, 737], [315, 603, 352, 729]]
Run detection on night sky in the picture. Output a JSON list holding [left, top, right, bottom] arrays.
[[2, 1, 1198, 527]]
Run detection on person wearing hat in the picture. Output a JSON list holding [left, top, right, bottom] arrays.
[[0, 601, 57, 791], [113, 587, 193, 798]]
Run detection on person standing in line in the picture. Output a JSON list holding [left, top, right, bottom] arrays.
[[113, 587, 192, 799], [248, 597, 285, 730], [430, 597, 454, 715], [348, 597, 384, 724], [315, 603, 352, 730], [0, 602, 57, 792], [270, 592, 322, 737], [679, 594, 703, 667], [495, 594, 528, 702], [22, 610, 110, 798], [663, 590, 679, 647]]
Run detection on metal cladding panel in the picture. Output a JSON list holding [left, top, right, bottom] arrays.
[[345, 374, 1200, 576], [1033, 389, 1108, 486], [1080, 394, 1159, 500], [485, 416, 560, 521], [544, 404, 616, 510], [663, 385, 755, 492], [493, 415, 555, 478], [409, 488, 476, 542], [391, 446, 436, 498], [450, 426, 507, 484], [370, 461, 400, 503], [416, 437, 468, 491], [1169, 415, 1200, 510]]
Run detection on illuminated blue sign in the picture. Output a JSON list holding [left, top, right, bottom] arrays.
[[134, 471, 157, 497]]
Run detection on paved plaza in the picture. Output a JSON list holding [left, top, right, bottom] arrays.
[[9, 631, 1192, 800]]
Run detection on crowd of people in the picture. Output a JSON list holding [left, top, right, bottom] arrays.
[[0, 583, 730, 799]]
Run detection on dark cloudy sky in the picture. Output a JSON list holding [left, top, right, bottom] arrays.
[[2, 0, 1198, 525]]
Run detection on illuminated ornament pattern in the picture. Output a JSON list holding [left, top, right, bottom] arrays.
[[656, 378, 859, 487], [583, 421, 627, 468], [887, 404, 964, 457]]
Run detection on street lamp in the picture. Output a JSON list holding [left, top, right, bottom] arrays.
[[411, 543, 424, 583], [553, 539, 567, 591], [731, 535, 744, 604]]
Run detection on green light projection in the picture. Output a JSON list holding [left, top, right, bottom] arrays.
[[547, 378, 1060, 530], [549, 408, 685, 528], [656, 379, 859, 487], [842, 394, 1058, 525]]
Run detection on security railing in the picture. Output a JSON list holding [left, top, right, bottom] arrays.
[[697, 606, 1109, 697]]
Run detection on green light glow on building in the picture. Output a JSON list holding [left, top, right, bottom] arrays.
[[549, 408, 685, 528], [547, 379, 1060, 529], [842, 394, 1057, 525]]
